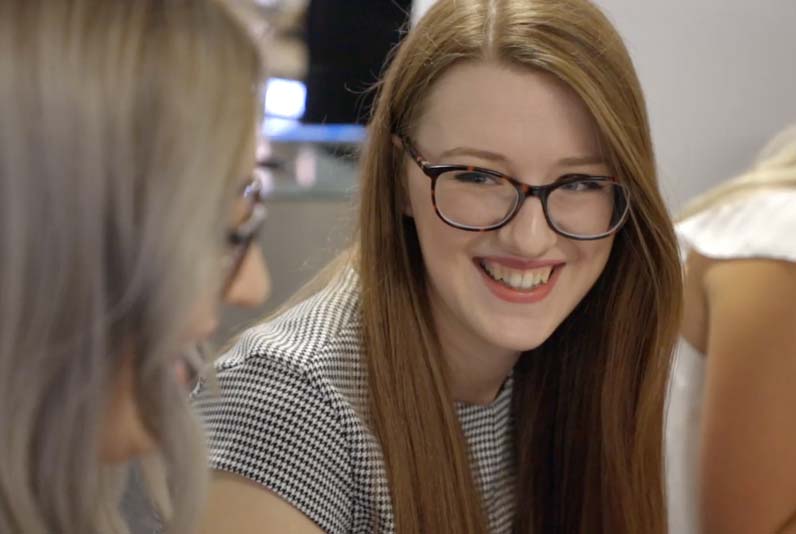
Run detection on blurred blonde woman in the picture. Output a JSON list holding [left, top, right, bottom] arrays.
[[0, 0, 269, 533], [196, 1, 682, 533], [667, 125, 796, 534]]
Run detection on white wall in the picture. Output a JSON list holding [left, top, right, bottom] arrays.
[[412, 0, 796, 211], [597, 0, 796, 211]]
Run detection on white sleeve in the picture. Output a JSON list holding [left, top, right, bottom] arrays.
[[677, 189, 796, 263]]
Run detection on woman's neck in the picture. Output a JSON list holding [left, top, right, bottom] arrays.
[[430, 294, 521, 405]]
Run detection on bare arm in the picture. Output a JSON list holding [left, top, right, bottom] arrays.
[[199, 471, 326, 534], [699, 259, 796, 534]]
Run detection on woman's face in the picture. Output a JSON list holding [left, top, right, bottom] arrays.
[[405, 61, 616, 359], [99, 161, 271, 463]]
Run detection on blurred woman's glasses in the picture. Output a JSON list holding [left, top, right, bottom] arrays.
[[401, 137, 630, 240], [222, 169, 269, 295], [178, 169, 270, 388]]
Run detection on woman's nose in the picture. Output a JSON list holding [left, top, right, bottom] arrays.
[[496, 196, 558, 257]]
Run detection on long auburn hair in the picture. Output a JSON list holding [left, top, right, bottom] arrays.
[[0, 1, 262, 533], [357, 0, 682, 532]]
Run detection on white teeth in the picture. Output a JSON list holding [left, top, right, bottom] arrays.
[[481, 261, 555, 291], [510, 271, 523, 288], [539, 268, 553, 284], [531, 273, 540, 286], [521, 271, 535, 289]]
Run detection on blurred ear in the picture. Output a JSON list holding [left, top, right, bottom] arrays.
[[392, 135, 414, 217]]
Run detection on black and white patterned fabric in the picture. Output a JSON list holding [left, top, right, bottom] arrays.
[[194, 268, 516, 533]]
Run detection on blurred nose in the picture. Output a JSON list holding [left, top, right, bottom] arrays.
[[496, 196, 558, 257], [224, 243, 270, 308]]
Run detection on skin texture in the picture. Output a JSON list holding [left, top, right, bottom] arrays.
[[199, 472, 324, 534], [685, 253, 796, 534], [196, 60, 618, 531]]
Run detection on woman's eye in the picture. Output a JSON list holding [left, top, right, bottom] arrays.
[[560, 179, 604, 192], [451, 171, 499, 185]]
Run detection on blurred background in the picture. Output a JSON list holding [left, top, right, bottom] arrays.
[[218, 0, 413, 342], [219, 0, 796, 344]]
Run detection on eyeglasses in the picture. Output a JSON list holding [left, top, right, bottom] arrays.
[[401, 137, 630, 241], [176, 170, 269, 388], [221, 172, 268, 295]]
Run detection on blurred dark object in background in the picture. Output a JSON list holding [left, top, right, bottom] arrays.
[[304, 0, 412, 124]]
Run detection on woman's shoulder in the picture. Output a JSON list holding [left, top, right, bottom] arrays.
[[217, 267, 363, 386], [677, 188, 796, 263], [192, 269, 367, 534]]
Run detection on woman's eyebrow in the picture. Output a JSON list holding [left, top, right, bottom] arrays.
[[557, 155, 606, 166], [438, 146, 509, 163], [438, 147, 606, 168]]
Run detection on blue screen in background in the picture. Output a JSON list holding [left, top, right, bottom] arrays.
[[263, 78, 367, 145]]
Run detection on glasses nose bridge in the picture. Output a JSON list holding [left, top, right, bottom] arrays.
[[502, 182, 550, 232], [514, 182, 547, 211]]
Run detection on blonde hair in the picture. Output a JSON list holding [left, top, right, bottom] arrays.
[[678, 124, 796, 220], [357, 0, 682, 532], [0, 1, 262, 533]]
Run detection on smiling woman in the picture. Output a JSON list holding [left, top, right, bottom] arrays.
[[194, 1, 682, 533], [398, 62, 622, 363]]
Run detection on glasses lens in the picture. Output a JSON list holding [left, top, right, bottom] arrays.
[[547, 178, 628, 238], [223, 179, 267, 294], [435, 170, 518, 229]]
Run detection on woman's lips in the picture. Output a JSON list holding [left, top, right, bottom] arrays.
[[475, 257, 564, 304]]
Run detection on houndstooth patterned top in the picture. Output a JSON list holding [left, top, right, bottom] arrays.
[[194, 268, 516, 533]]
